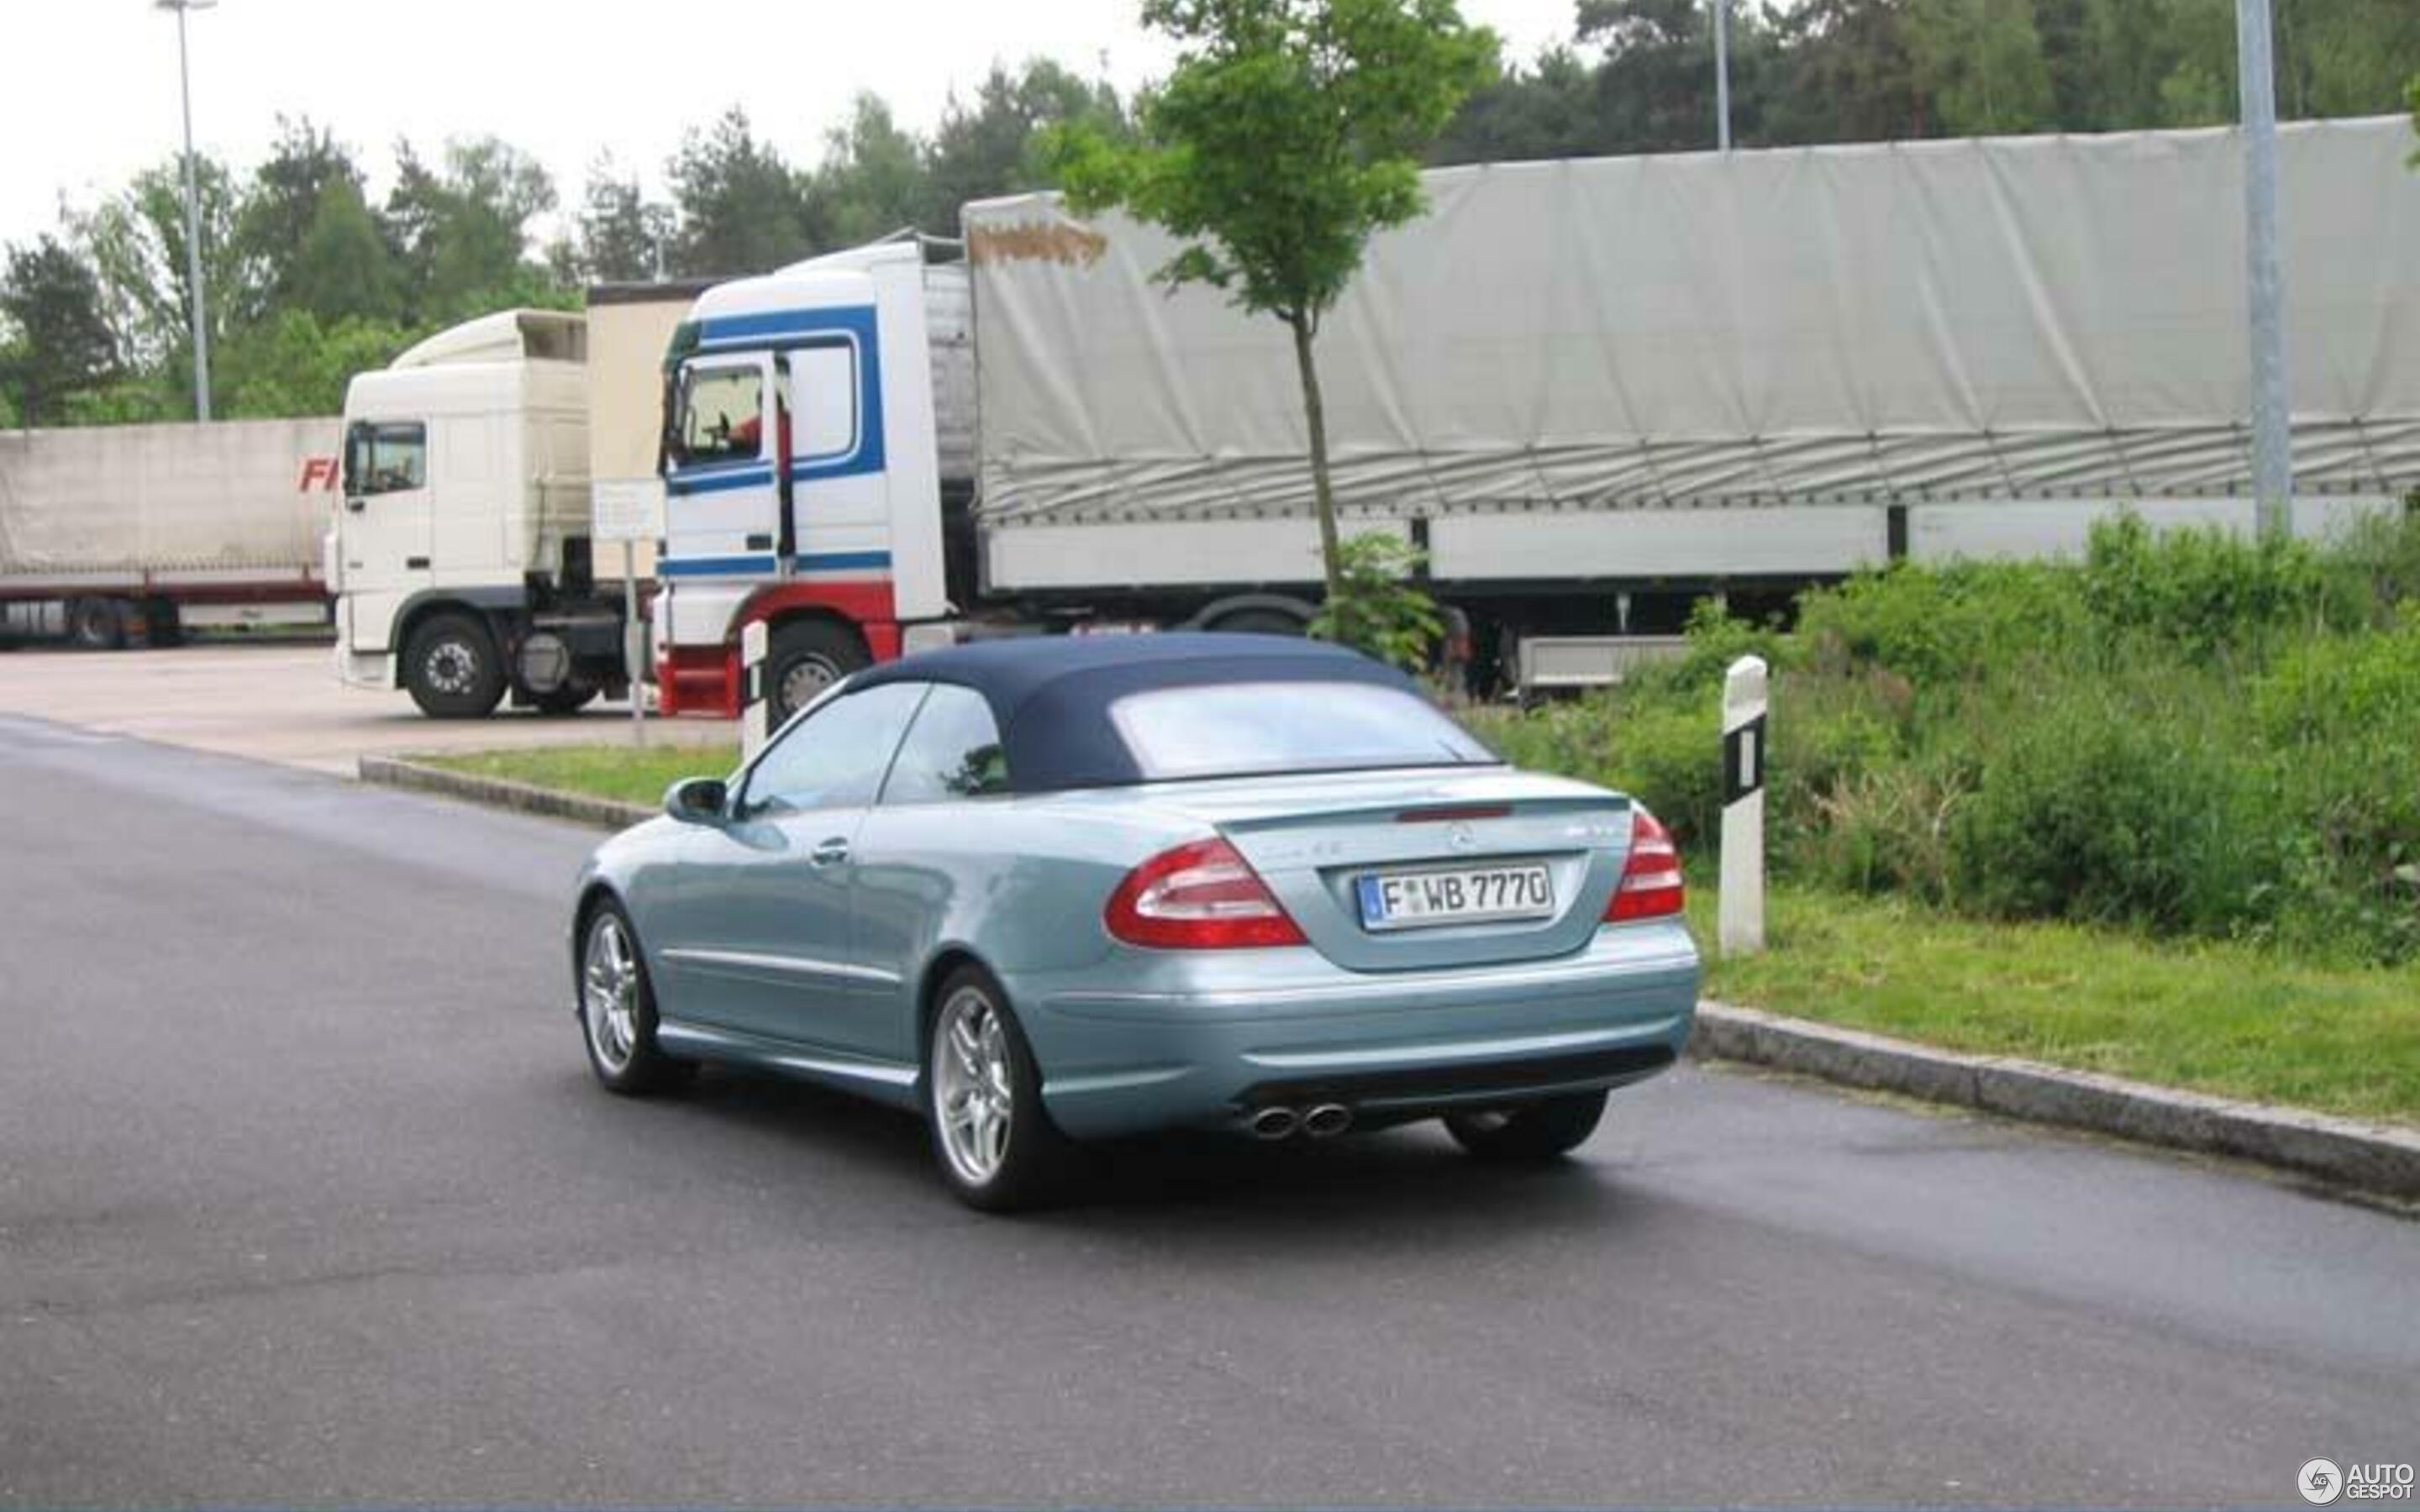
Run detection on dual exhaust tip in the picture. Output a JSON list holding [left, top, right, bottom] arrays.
[[1250, 1103, 1353, 1141]]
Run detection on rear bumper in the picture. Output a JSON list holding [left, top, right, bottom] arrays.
[[1018, 920, 1699, 1138]]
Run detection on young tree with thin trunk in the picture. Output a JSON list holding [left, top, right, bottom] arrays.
[[1050, 0, 1497, 601]]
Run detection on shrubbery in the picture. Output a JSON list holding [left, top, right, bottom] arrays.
[[1473, 508, 2420, 963]]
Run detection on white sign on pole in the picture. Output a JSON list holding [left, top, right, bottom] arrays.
[[592, 478, 665, 544], [1720, 654, 1768, 958]]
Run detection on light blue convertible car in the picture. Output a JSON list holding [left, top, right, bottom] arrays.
[[571, 634, 1700, 1209]]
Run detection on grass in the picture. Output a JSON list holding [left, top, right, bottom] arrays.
[[421, 743, 737, 809], [1692, 885, 2420, 1125], [418, 740, 2419, 1127]]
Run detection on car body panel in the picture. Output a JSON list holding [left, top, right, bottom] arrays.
[[574, 758, 1702, 1140]]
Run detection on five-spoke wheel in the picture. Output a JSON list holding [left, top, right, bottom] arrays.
[[923, 967, 1071, 1210], [577, 900, 687, 1095]]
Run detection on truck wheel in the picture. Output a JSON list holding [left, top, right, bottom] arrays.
[[765, 620, 869, 724], [1206, 608, 1307, 637], [403, 612, 507, 718], [531, 685, 598, 716], [68, 598, 129, 650]]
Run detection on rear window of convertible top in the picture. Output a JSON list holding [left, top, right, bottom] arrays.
[[1107, 681, 1498, 783]]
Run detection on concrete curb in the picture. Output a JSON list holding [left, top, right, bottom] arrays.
[[358, 756, 651, 831], [1693, 1000, 2420, 1200], [350, 756, 2420, 1200]]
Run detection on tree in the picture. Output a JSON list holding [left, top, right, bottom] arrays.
[[1051, 0, 1497, 600], [924, 60, 1132, 228], [0, 237, 120, 424], [384, 136, 559, 324], [74, 155, 246, 416], [572, 157, 675, 283], [815, 94, 931, 246], [234, 118, 394, 325], [666, 108, 819, 277], [1907, 0, 2057, 134]]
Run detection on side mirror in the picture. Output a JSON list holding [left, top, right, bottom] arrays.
[[663, 776, 729, 825]]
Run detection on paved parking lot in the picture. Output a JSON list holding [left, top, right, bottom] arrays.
[[3, 715, 2415, 1507], [0, 638, 734, 774]]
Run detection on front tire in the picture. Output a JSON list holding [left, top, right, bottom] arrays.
[[1444, 1090, 1608, 1163], [577, 900, 690, 1095], [765, 619, 870, 725], [923, 967, 1074, 1211], [530, 683, 599, 716], [403, 612, 507, 718], [68, 597, 129, 650]]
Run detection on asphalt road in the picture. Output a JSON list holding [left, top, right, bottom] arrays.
[[2, 712, 2413, 1508]]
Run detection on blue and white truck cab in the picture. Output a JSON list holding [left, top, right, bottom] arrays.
[[650, 241, 969, 718]]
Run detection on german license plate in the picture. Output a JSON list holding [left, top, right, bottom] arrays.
[[1356, 863, 1555, 932]]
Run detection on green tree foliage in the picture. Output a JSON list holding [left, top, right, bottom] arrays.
[[1052, 0, 1497, 598], [75, 155, 246, 412], [384, 137, 559, 325], [571, 157, 674, 283], [667, 108, 819, 277], [1307, 533, 1444, 669], [0, 237, 120, 424], [815, 95, 932, 247], [234, 118, 395, 326], [924, 61, 1133, 229]]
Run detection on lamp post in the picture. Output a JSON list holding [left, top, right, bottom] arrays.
[[156, 0, 216, 423], [2236, 0, 2291, 540], [1713, 0, 1733, 153]]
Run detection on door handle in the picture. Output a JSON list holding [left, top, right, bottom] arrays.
[[809, 837, 850, 867]]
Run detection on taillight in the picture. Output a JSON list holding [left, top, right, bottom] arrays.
[[1105, 837, 1307, 949], [1605, 807, 1684, 922]]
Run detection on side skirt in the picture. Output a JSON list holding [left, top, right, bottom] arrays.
[[655, 1018, 922, 1110]]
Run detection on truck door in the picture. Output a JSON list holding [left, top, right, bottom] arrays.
[[780, 331, 888, 580], [663, 354, 778, 572], [338, 419, 434, 647]]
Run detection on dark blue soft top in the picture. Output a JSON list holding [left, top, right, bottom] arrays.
[[847, 633, 1416, 792]]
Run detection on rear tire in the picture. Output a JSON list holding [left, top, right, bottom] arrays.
[[68, 597, 129, 650], [923, 966, 1076, 1212], [403, 612, 506, 718], [1204, 607, 1306, 637], [1444, 1090, 1608, 1163], [765, 619, 870, 724]]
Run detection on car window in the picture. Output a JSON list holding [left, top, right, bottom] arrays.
[[881, 685, 1008, 805], [739, 682, 927, 816], [1108, 681, 1498, 782]]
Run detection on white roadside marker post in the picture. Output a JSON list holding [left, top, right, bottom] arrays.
[[741, 620, 771, 763], [1720, 654, 1768, 957]]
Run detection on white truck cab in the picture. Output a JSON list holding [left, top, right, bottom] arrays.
[[334, 310, 628, 717], [652, 240, 961, 717]]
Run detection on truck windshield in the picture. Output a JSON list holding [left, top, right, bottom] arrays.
[[1107, 682, 1499, 782]]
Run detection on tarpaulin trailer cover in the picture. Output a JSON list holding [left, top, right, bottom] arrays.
[[0, 418, 335, 578], [963, 116, 2417, 585]]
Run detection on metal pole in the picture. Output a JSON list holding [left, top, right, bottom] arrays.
[[1713, 0, 1733, 154], [2237, 0, 2291, 539], [623, 540, 645, 746], [169, 1, 212, 422]]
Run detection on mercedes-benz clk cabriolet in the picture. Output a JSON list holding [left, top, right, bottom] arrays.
[[571, 634, 1700, 1209]]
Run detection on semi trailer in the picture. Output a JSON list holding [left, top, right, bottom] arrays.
[[0, 418, 335, 648], [334, 114, 2420, 719]]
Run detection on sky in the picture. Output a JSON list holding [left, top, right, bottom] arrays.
[[0, 0, 1584, 249]]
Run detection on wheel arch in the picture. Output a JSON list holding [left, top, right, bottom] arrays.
[[569, 880, 628, 993], [394, 586, 523, 659], [914, 944, 1002, 1067]]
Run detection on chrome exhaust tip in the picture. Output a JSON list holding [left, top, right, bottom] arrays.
[[1302, 1103, 1353, 1138], [1249, 1106, 1301, 1141]]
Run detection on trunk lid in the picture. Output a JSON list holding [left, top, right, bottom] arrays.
[[1143, 769, 1637, 972]]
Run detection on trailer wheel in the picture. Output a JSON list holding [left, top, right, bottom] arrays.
[[68, 598, 129, 651], [403, 612, 507, 718], [765, 620, 870, 724]]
